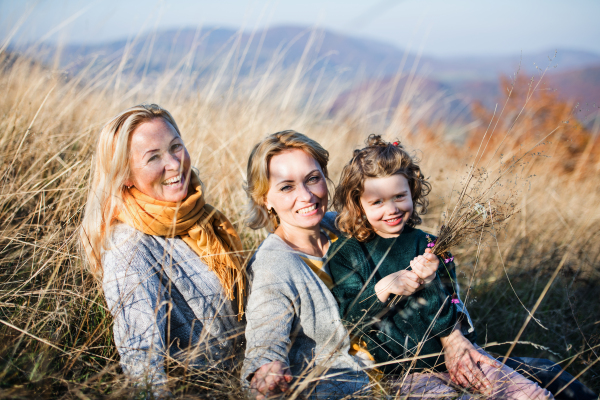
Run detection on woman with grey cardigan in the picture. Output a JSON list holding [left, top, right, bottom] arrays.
[[242, 131, 369, 399], [80, 104, 245, 396]]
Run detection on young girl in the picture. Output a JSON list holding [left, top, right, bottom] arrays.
[[327, 135, 554, 399]]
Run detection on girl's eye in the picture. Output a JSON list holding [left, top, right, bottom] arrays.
[[373, 200, 382, 205], [395, 194, 405, 200]]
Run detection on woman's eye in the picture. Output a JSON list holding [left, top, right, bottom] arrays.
[[280, 185, 292, 192], [148, 154, 159, 162]]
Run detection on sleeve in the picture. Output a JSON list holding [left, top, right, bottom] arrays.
[[241, 258, 296, 383], [437, 254, 476, 340], [102, 239, 170, 393], [328, 240, 386, 335]]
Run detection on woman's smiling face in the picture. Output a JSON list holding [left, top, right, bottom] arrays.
[[264, 149, 328, 231], [360, 174, 413, 238], [126, 117, 191, 202]]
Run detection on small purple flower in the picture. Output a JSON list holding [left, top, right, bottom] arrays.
[[427, 242, 435, 248], [451, 293, 459, 304], [444, 256, 454, 263]]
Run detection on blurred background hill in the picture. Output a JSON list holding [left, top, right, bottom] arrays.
[[10, 25, 600, 125]]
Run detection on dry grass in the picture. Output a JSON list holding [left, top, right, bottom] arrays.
[[0, 38, 598, 399]]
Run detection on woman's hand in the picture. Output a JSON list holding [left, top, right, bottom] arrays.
[[375, 270, 421, 302], [249, 360, 293, 399], [410, 248, 438, 285], [440, 325, 501, 394]]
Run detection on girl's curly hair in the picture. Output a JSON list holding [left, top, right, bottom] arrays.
[[333, 134, 431, 241]]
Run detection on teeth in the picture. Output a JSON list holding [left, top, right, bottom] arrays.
[[163, 175, 181, 185], [298, 204, 317, 214]]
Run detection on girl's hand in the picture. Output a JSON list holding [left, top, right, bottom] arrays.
[[249, 360, 293, 399], [410, 248, 438, 285], [440, 325, 502, 394], [375, 270, 421, 302]]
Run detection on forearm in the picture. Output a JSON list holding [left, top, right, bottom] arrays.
[[243, 273, 294, 382]]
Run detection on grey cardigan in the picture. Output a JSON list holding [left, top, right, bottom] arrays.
[[102, 223, 244, 388], [242, 213, 369, 399]]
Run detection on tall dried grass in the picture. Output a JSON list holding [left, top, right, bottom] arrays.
[[0, 35, 598, 399]]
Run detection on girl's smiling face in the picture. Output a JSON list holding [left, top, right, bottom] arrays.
[[264, 149, 328, 231], [126, 118, 191, 202], [360, 174, 413, 238]]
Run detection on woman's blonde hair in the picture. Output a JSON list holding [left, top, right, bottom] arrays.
[[334, 134, 431, 242], [245, 130, 329, 231], [80, 104, 181, 276]]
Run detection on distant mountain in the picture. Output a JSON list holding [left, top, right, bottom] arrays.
[[19, 26, 600, 85], [11, 25, 600, 124]]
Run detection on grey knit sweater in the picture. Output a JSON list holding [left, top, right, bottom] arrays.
[[102, 223, 244, 389], [242, 213, 369, 399]]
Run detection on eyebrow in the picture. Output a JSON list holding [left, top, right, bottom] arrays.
[[366, 190, 408, 203], [143, 149, 159, 158]]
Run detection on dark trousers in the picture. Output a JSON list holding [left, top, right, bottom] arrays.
[[501, 357, 597, 400]]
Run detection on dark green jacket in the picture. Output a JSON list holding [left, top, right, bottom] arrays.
[[327, 227, 459, 373]]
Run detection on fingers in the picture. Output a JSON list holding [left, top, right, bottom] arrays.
[[474, 351, 503, 369], [410, 258, 437, 281], [250, 361, 292, 398], [449, 369, 470, 388], [402, 271, 421, 289], [463, 352, 492, 393]]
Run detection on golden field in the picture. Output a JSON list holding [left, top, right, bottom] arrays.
[[0, 46, 598, 398]]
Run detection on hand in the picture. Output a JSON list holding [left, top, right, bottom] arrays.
[[410, 248, 438, 285], [440, 326, 502, 394], [375, 270, 421, 302], [249, 360, 293, 399]]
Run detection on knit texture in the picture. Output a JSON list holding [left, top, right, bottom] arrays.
[[242, 213, 369, 399], [102, 223, 244, 390], [327, 227, 459, 373]]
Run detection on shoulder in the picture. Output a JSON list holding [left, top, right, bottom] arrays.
[[101, 224, 158, 276], [327, 234, 366, 272], [320, 211, 340, 235], [249, 234, 303, 277], [329, 233, 361, 256]]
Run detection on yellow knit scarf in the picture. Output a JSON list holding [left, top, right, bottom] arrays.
[[117, 171, 246, 319]]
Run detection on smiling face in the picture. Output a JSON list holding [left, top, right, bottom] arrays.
[[126, 117, 191, 202], [360, 174, 414, 238], [264, 148, 328, 233]]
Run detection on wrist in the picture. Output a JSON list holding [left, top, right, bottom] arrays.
[[374, 280, 389, 303], [440, 322, 463, 347]]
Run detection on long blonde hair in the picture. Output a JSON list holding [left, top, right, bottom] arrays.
[[244, 130, 329, 232], [80, 104, 181, 276]]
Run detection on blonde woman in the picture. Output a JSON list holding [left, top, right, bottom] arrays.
[[242, 131, 369, 399], [80, 104, 245, 395]]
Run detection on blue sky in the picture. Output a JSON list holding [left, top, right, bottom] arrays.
[[1, 0, 599, 57]]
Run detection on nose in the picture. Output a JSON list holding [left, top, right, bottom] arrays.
[[298, 183, 314, 202], [385, 200, 399, 215], [164, 152, 181, 171]]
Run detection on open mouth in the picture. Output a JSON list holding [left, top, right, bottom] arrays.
[[384, 215, 403, 226], [297, 203, 318, 215], [162, 174, 184, 186]]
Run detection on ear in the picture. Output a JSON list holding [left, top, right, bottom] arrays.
[[124, 178, 133, 187]]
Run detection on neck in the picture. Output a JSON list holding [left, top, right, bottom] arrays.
[[275, 222, 327, 257]]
